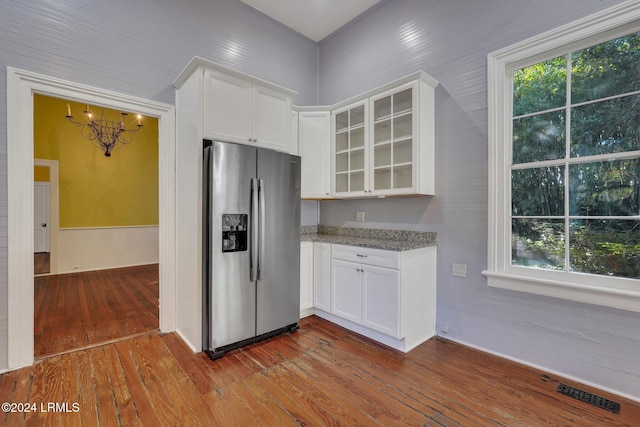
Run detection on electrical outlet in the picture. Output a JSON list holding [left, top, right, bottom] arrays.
[[452, 263, 467, 278], [356, 211, 365, 222], [72, 266, 80, 271]]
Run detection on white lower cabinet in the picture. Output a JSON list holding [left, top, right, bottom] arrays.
[[331, 259, 363, 323], [362, 265, 401, 338], [316, 243, 436, 353], [300, 242, 314, 317], [313, 242, 331, 312]]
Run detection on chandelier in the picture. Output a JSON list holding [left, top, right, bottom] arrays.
[[65, 103, 143, 157]]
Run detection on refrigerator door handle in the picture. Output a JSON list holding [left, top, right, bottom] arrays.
[[250, 178, 259, 282], [258, 178, 266, 281]]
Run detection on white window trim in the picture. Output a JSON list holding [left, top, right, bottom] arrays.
[[484, 0, 640, 312]]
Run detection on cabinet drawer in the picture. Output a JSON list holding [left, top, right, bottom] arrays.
[[331, 244, 399, 269]]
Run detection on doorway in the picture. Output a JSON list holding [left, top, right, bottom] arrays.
[[7, 67, 176, 369], [32, 94, 161, 357], [33, 159, 59, 276]]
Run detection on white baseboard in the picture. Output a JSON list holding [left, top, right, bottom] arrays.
[[175, 328, 200, 353]]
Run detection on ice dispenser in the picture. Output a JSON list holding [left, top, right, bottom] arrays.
[[222, 214, 248, 252]]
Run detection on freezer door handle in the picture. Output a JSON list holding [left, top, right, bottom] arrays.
[[250, 178, 259, 282], [258, 178, 266, 281]]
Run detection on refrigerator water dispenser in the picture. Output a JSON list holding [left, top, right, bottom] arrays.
[[222, 214, 248, 252]]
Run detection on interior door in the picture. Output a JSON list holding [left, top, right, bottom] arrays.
[[255, 149, 301, 335], [34, 182, 49, 253]]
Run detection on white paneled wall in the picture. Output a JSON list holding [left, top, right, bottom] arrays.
[[0, 0, 317, 370], [56, 227, 159, 274], [318, 0, 640, 401]]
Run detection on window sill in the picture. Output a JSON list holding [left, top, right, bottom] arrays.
[[483, 270, 640, 313]]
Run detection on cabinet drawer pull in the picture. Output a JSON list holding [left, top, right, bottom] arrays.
[[356, 254, 367, 258]]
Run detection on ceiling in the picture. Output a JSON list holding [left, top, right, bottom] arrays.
[[240, 0, 381, 42]]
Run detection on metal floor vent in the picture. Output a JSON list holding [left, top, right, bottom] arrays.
[[556, 383, 621, 414]]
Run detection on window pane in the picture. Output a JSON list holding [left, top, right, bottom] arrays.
[[571, 94, 640, 157], [513, 111, 565, 164], [513, 56, 566, 117], [512, 166, 565, 216], [571, 32, 640, 104], [569, 159, 640, 216], [570, 219, 640, 278], [512, 219, 565, 270]]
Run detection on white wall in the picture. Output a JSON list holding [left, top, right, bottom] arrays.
[[0, 0, 318, 370], [56, 227, 159, 274], [318, 0, 640, 401]]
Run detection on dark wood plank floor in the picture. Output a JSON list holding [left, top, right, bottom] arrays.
[[34, 264, 159, 357], [34, 252, 50, 275], [3, 316, 639, 426]]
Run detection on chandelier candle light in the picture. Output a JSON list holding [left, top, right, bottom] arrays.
[[65, 103, 143, 157]]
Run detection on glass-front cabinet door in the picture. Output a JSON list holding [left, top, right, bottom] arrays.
[[333, 101, 369, 197], [370, 83, 416, 194], [329, 72, 436, 198]]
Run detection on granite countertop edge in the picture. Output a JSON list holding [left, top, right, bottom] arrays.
[[300, 226, 436, 252]]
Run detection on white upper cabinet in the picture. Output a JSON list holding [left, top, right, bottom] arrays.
[[174, 57, 297, 154], [204, 70, 252, 144], [332, 101, 369, 198], [204, 70, 293, 153], [251, 85, 294, 152], [298, 110, 331, 199], [330, 72, 438, 198]]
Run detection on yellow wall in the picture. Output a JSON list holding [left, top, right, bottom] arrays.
[[34, 166, 49, 182], [34, 94, 159, 228]]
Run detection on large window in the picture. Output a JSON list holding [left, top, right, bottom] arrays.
[[486, 3, 640, 311]]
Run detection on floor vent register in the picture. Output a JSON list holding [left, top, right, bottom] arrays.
[[556, 383, 621, 414]]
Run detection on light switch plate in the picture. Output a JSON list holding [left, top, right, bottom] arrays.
[[356, 211, 365, 222]]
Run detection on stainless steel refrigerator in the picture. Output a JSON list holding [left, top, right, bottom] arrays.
[[202, 139, 301, 359]]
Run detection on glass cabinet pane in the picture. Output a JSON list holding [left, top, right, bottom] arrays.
[[374, 96, 391, 120], [336, 173, 348, 193], [393, 88, 412, 114], [351, 105, 365, 127], [351, 171, 365, 191], [336, 131, 348, 152], [336, 111, 348, 132], [374, 143, 392, 168], [350, 149, 365, 170], [374, 120, 391, 144], [375, 168, 391, 190], [393, 165, 412, 188], [336, 153, 348, 173], [351, 127, 365, 149], [393, 140, 412, 165], [394, 114, 412, 140]]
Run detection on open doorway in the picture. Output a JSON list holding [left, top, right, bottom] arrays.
[[32, 94, 161, 357], [7, 67, 176, 370]]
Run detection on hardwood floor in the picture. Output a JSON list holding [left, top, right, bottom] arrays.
[[2, 316, 638, 426], [34, 252, 50, 275], [34, 264, 159, 357]]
